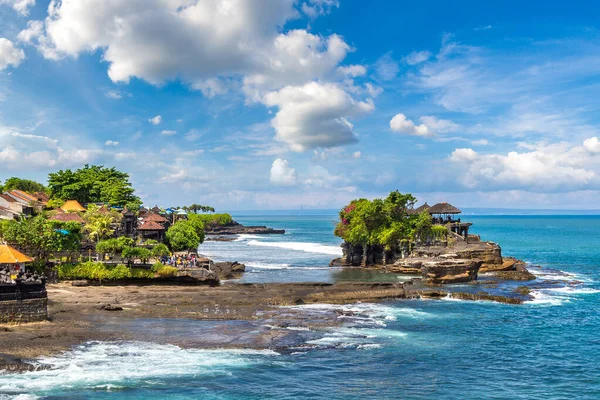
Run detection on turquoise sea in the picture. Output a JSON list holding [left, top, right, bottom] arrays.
[[1, 213, 600, 399]]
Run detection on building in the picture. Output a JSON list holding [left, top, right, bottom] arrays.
[[60, 200, 86, 213]]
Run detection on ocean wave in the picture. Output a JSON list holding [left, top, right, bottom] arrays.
[[529, 268, 592, 283], [547, 287, 600, 294], [526, 290, 566, 306], [246, 240, 342, 256], [0, 341, 277, 395], [235, 234, 264, 241], [247, 262, 330, 271]]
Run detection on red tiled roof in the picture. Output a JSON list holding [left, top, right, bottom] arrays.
[[0, 194, 18, 203], [138, 220, 166, 231], [11, 190, 37, 203], [144, 212, 168, 223], [49, 213, 85, 223]]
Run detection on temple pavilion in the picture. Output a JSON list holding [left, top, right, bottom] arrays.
[[412, 202, 473, 241]]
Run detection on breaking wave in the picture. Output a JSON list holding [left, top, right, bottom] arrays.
[[246, 240, 342, 256]]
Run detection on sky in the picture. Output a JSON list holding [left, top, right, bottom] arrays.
[[1, 0, 600, 210]]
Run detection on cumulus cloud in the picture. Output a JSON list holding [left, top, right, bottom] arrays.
[[353, 151, 361, 159], [20, 0, 349, 96], [0, 38, 25, 70], [389, 114, 460, 138], [270, 158, 297, 186], [390, 114, 432, 137], [104, 140, 119, 146], [149, 115, 162, 125], [161, 130, 176, 136], [0, 0, 34, 16], [337, 65, 367, 78], [448, 141, 600, 191], [263, 82, 374, 151], [584, 137, 600, 153]]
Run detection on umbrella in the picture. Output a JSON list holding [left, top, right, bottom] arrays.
[[0, 244, 33, 264]]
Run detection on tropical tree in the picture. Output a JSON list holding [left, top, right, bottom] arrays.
[[2, 177, 46, 194], [151, 243, 170, 258], [47, 164, 141, 207], [165, 220, 201, 252], [84, 215, 115, 243]]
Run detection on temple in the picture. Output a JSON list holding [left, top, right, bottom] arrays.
[[417, 202, 472, 242]]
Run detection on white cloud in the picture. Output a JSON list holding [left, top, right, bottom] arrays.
[[449, 148, 478, 162], [374, 53, 398, 80], [301, 0, 339, 18], [21, 0, 349, 99], [404, 50, 431, 65], [471, 139, 489, 146], [149, 115, 162, 125], [263, 82, 374, 151], [270, 158, 297, 186], [448, 141, 600, 191], [390, 113, 432, 137], [419, 115, 460, 133], [337, 65, 366, 78], [0, 0, 35, 16], [583, 137, 600, 153], [161, 130, 176, 136], [365, 83, 383, 97], [353, 151, 361, 159], [0, 38, 25, 70], [104, 140, 119, 146]]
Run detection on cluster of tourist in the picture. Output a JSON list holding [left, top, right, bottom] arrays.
[[161, 254, 201, 269]]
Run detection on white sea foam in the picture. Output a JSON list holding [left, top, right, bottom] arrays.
[[246, 240, 342, 256], [0, 341, 277, 395], [247, 262, 329, 271], [235, 234, 263, 241], [547, 287, 600, 295], [529, 268, 592, 283], [527, 290, 565, 306]]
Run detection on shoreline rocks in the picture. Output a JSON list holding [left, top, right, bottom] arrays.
[[205, 222, 285, 235]]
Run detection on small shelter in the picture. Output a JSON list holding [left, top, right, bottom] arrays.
[[428, 202, 471, 240], [60, 200, 86, 213], [0, 244, 33, 275], [411, 202, 431, 215], [138, 220, 166, 242]]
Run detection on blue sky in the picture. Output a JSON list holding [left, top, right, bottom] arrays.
[[1, 0, 600, 210]]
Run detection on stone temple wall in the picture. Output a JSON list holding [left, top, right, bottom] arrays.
[[0, 282, 48, 323]]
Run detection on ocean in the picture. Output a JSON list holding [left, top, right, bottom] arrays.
[[1, 213, 600, 399]]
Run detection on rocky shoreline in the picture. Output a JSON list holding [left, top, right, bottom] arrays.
[[205, 221, 285, 235]]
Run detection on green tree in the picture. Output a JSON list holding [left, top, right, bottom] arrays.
[[165, 220, 201, 252], [84, 214, 115, 243], [47, 164, 140, 207], [2, 177, 46, 194], [151, 243, 170, 258]]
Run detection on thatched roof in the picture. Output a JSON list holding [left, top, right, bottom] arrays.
[[60, 200, 86, 212], [0, 244, 33, 263], [49, 213, 85, 223], [414, 202, 431, 214], [428, 202, 461, 215], [138, 220, 166, 231], [145, 212, 168, 223]]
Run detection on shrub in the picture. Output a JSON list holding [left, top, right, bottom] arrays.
[[151, 262, 164, 273], [188, 213, 233, 228], [145, 239, 159, 246], [157, 266, 178, 277], [107, 264, 131, 280], [151, 243, 170, 258], [57, 261, 109, 280], [130, 268, 155, 279]]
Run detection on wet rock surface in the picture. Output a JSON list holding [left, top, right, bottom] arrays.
[[205, 222, 285, 235]]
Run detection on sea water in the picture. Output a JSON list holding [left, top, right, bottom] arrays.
[[1, 213, 600, 399]]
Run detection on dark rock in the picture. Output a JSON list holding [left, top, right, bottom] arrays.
[[494, 269, 536, 281], [71, 280, 90, 287], [514, 286, 531, 295], [95, 304, 123, 311], [212, 261, 246, 279], [205, 222, 285, 235], [451, 292, 524, 304]]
